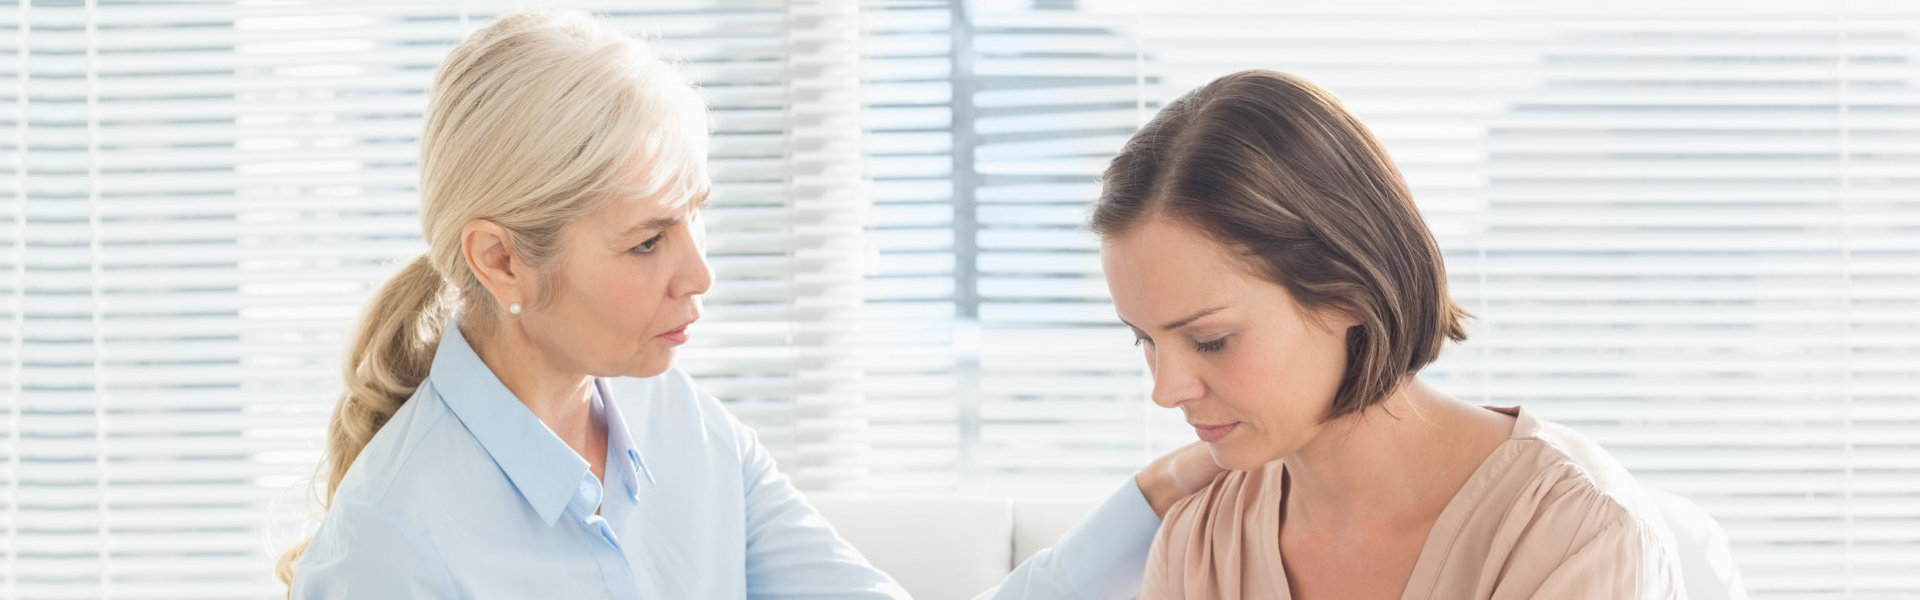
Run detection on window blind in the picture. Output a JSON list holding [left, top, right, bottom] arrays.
[[0, 0, 1913, 598]]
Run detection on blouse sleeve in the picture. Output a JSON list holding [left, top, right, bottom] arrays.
[[731, 409, 912, 600], [972, 478, 1162, 600], [289, 502, 459, 600], [716, 381, 1158, 600]]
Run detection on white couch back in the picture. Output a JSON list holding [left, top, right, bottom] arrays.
[[810, 497, 1017, 600]]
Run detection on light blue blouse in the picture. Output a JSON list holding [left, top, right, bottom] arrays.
[[290, 320, 1159, 599]]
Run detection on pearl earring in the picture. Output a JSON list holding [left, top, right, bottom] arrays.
[[509, 303, 521, 315]]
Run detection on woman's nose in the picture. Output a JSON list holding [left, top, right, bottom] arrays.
[[1150, 358, 1203, 409], [677, 247, 713, 299], [674, 221, 714, 299]]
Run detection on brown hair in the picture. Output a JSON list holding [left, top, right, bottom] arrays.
[[1091, 69, 1468, 421]]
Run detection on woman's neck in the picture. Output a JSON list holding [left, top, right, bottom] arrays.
[[462, 321, 601, 458], [1281, 378, 1513, 536]]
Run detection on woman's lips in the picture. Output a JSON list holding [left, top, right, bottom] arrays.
[[1193, 422, 1239, 443], [657, 323, 690, 345]]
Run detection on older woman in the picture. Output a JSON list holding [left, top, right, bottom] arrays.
[[1092, 70, 1685, 599], [279, 11, 1220, 599]]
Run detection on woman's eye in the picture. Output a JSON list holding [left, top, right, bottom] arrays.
[[1194, 337, 1227, 353], [630, 233, 665, 255], [1132, 336, 1154, 348]]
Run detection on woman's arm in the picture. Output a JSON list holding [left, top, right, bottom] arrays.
[[732, 413, 912, 600], [726, 381, 1220, 600], [289, 503, 458, 600], [976, 442, 1222, 600]]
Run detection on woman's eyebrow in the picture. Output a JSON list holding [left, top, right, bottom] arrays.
[[621, 216, 680, 238], [1118, 305, 1228, 332], [1158, 305, 1227, 331]]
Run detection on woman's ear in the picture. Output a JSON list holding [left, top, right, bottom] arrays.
[[461, 219, 523, 309]]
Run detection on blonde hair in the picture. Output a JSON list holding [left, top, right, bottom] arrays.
[[276, 10, 708, 584]]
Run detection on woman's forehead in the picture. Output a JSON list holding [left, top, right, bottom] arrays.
[[596, 183, 708, 233]]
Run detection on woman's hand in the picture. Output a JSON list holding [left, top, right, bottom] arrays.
[[1134, 441, 1225, 519]]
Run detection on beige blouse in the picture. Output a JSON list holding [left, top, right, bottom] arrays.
[[1142, 407, 1684, 600]]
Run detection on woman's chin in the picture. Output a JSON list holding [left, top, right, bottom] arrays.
[[624, 351, 676, 379], [1206, 441, 1280, 472]]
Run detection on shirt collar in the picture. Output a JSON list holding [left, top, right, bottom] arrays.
[[428, 318, 593, 526], [592, 379, 655, 533], [594, 378, 655, 496]]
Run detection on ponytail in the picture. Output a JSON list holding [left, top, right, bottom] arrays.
[[276, 255, 453, 584]]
